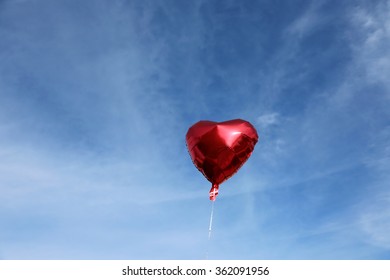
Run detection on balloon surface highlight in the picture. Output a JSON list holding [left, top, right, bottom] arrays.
[[186, 119, 258, 201]]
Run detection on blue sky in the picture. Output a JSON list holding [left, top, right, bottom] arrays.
[[0, 0, 389, 259]]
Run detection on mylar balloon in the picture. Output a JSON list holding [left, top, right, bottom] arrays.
[[186, 119, 258, 201]]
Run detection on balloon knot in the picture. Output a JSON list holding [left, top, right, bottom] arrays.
[[209, 184, 219, 201]]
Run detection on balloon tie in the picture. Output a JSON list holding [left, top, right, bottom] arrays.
[[209, 184, 219, 201]]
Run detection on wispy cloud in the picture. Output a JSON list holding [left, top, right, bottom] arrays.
[[359, 191, 390, 249], [256, 112, 280, 129], [286, 0, 326, 38], [350, 2, 390, 87]]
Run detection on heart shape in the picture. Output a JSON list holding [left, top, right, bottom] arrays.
[[186, 119, 258, 200]]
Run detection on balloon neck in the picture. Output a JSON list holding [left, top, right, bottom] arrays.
[[209, 184, 219, 201]]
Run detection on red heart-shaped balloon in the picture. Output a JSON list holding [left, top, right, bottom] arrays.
[[186, 119, 258, 200]]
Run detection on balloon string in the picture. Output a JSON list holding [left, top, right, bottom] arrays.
[[206, 200, 215, 259], [208, 200, 215, 240]]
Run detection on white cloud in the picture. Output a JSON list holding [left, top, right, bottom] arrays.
[[256, 112, 280, 129], [359, 198, 390, 249], [286, 0, 326, 38], [350, 2, 390, 89]]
